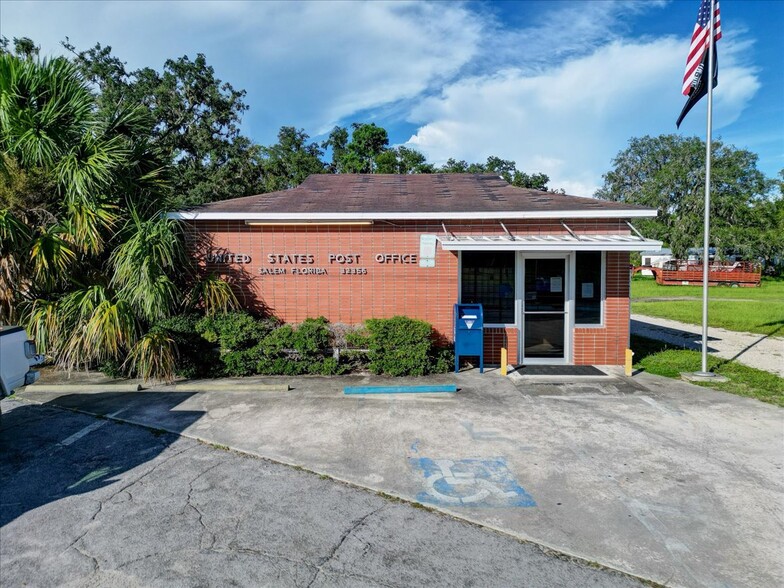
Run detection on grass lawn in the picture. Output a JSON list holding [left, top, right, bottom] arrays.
[[631, 334, 784, 407], [631, 276, 784, 336]]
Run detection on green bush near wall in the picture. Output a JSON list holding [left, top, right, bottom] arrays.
[[148, 312, 451, 378], [153, 314, 216, 378], [365, 316, 434, 376]]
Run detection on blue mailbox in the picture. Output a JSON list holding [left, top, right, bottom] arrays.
[[454, 303, 484, 373]]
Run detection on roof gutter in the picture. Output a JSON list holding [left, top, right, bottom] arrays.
[[166, 209, 658, 221]]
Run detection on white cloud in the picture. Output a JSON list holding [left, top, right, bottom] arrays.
[[0, 0, 765, 187], [473, 0, 669, 74], [406, 36, 760, 195], [0, 0, 482, 138]]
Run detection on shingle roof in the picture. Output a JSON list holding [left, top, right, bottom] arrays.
[[171, 174, 656, 219]]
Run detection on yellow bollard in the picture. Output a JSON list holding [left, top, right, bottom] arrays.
[[625, 348, 635, 377], [501, 347, 508, 376]]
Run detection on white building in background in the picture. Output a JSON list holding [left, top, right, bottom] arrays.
[[640, 248, 673, 276]]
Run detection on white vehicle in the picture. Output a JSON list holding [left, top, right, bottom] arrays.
[[0, 326, 44, 398]]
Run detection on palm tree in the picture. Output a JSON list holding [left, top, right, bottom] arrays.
[[1, 50, 235, 380]]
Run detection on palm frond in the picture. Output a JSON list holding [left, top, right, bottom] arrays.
[[109, 214, 186, 320], [58, 286, 137, 370], [64, 197, 117, 255], [118, 273, 180, 323], [57, 132, 129, 201], [20, 297, 61, 354], [123, 330, 178, 383], [0, 209, 33, 323], [29, 224, 76, 290], [0, 54, 94, 168], [0, 208, 31, 252], [187, 273, 239, 316]]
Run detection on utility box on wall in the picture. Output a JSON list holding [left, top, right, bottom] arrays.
[[454, 303, 484, 373]]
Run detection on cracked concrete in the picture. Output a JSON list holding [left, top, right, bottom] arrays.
[[306, 505, 388, 587], [12, 368, 783, 588], [1, 400, 644, 587]]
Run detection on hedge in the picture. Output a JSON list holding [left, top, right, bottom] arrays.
[[128, 312, 452, 379]]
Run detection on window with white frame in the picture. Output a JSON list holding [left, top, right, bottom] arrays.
[[575, 251, 603, 325], [460, 251, 515, 324]]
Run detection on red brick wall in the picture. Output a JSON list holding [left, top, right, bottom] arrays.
[[187, 220, 632, 365], [189, 221, 458, 343], [484, 327, 518, 366], [573, 251, 630, 365]]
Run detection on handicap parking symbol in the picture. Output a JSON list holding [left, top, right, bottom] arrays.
[[409, 457, 536, 507]]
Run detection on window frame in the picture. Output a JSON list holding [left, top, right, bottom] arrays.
[[457, 250, 518, 328], [573, 250, 605, 328]]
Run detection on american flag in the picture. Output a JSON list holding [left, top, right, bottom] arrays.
[[682, 0, 722, 96]]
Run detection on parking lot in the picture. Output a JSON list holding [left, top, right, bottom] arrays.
[[9, 368, 784, 587], [1, 399, 644, 587]]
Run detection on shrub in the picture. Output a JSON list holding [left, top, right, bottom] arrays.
[[366, 316, 433, 376], [344, 328, 371, 349], [430, 347, 455, 374], [155, 313, 215, 378], [340, 349, 370, 371], [221, 346, 264, 377], [99, 358, 124, 379], [256, 356, 306, 376], [293, 317, 331, 357], [152, 313, 444, 379], [196, 312, 277, 351], [254, 317, 346, 375], [260, 324, 295, 354]]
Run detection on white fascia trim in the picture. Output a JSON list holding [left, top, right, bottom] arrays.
[[166, 209, 658, 221], [440, 240, 663, 252]]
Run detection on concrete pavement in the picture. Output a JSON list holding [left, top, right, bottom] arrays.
[[14, 369, 784, 587], [0, 399, 644, 587], [631, 313, 784, 377]]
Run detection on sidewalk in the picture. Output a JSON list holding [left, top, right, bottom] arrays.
[[631, 313, 784, 377]]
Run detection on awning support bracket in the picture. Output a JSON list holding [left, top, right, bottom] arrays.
[[499, 221, 515, 241], [441, 222, 455, 240], [560, 220, 581, 241], [625, 220, 645, 241]]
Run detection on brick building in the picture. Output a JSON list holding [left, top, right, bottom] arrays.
[[170, 174, 660, 366]]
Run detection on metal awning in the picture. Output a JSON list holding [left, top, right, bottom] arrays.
[[438, 234, 662, 252]]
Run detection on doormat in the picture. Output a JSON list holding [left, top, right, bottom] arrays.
[[512, 365, 606, 377]]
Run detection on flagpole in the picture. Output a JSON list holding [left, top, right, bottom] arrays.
[[699, 0, 716, 376]]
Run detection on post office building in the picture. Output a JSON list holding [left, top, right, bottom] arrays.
[[169, 174, 661, 366]]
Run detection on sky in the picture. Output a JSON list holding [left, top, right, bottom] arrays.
[[1, 0, 782, 196]]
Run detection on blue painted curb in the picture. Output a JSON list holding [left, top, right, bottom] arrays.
[[344, 385, 457, 395]]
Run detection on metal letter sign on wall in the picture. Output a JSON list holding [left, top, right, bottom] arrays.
[[207, 252, 251, 264], [205, 249, 427, 277], [419, 234, 437, 268]]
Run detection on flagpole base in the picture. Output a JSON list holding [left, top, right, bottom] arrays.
[[682, 371, 729, 383]]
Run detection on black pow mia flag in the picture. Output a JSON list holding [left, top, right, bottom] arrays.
[[676, 44, 718, 129]]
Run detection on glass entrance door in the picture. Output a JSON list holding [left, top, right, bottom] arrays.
[[523, 258, 567, 361]]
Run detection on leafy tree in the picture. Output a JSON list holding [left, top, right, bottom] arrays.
[[321, 125, 349, 173], [64, 42, 265, 207], [596, 134, 775, 260], [259, 126, 325, 191], [346, 122, 389, 173], [437, 156, 550, 190], [325, 123, 390, 173], [375, 146, 434, 174], [0, 37, 40, 60], [739, 170, 784, 272]]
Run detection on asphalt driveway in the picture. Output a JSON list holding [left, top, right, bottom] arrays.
[[15, 369, 784, 588]]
